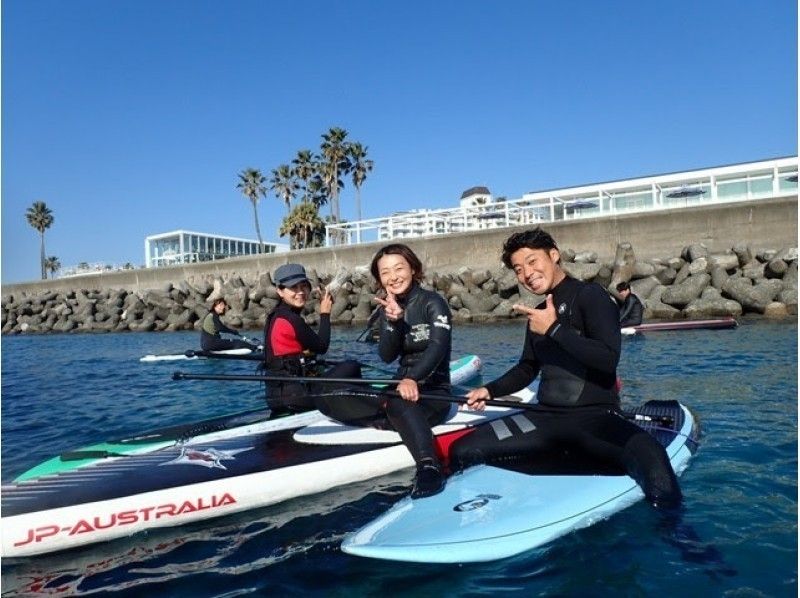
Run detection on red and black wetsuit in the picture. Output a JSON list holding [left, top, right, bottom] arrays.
[[263, 301, 359, 412], [450, 276, 682, 508]]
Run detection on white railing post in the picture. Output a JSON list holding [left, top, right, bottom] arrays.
[[549, 197, 555, 222]]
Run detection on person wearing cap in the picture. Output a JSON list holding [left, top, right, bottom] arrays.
[[200, 297, 259, 352], [263, 263, 361, 412]]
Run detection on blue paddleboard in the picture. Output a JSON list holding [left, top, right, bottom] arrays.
[[342, 400, 699, 563]]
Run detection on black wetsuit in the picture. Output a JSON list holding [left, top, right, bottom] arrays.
[[619, 293, 645, 328], [316, 283, 452, 464], [200, 311, 256, 352], [450, 276, 681, 507], [263, 302, 360, 412]]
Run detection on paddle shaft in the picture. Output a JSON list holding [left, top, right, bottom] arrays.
[[301, 389, 674, 426], [355, 307, 381, 342], [173, 372, 400, 385], [185, 350, 265, 361], [317, 358, 476, 395]]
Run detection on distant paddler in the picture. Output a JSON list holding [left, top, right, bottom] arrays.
[[200, 298, 259, 353], [616, 281, 644, 328]]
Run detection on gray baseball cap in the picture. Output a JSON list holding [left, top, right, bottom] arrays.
[[274, 263, 310, 287]]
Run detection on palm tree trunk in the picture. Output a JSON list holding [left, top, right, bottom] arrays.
[[251, 200, 264, 253], [356, 186, 362, 222], [40, 231, 46, 280]]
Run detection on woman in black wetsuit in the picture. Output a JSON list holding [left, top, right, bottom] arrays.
[[263, 263, 360, 413], [315, 244, 453, 499], [200, 298, 258, 352]]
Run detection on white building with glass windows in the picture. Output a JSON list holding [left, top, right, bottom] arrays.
[[144, 230, 288, 268], [329, 156, 798, 246]]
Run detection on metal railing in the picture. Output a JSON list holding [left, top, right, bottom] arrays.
[[325, 157, 798, 246]]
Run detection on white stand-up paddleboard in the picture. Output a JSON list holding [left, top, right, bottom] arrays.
[[1, 356, 484, 557]]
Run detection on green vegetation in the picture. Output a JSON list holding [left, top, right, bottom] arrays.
[[44, 256, 61, 279], [236, 168, 268, 252], [25, 201, 54, 280], [238, 126, 373, 250]]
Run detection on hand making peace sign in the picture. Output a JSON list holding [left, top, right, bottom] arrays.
[[375, 291, 404, 321], [513, 294, 558, 335]]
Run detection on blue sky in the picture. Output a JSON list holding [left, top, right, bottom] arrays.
[[2, 0, 797, 283]]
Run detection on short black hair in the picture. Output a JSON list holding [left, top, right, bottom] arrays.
[[616, 281, 631, 292], [501, 227, 559, 268], [370, 243, 424, 284]]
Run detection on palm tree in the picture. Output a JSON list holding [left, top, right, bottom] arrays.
[[348, 142, 374, 223], [44, 256, 61, 279], [269, 164, 299, 214], [320, 127, 351, 222], [292, 150, 317, 205], [26, 201, 54, 280], [236, 168, 267, 252], [307, 173, 329, 209], [280, 202, 325, 249]]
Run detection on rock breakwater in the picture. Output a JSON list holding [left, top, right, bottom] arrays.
[[2, 242, 796, 335]]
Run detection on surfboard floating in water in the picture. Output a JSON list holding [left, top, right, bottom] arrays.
[[1, 355, 486, 558], [341, 400, 700, 563], [622, 317, 737, 335]]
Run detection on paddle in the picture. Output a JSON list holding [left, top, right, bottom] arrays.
[[318, 388, 675, 426], [61, 450, 135, 461], [184, 350, 265, 361], [171, 374, 673, 426], [172, 372, 403, 385], [315, 358, 477, 395], [355, 308, 381, 342]]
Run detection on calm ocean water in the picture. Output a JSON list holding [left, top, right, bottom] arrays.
[[1, 320, 797, 596]]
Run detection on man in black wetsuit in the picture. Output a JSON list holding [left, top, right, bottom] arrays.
[[450, 228, 682, 508], [617, 281, 644, 328], [200, 298, 258, 352]]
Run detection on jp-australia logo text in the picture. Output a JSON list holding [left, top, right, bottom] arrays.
[[453, 493, 501, 512], [14, 493, 236, 547]]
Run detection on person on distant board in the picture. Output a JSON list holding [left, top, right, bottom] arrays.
[[200, 298, 259, 352], [262, 263, 361, 413], [314, 244, 453, 499], [617, 281, 644, 328], [450, 227, 682, 509]]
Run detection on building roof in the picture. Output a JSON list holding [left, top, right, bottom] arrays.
[[460, 186, 491, 199]]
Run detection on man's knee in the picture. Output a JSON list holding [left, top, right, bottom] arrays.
[[623, 432, 682, 508]]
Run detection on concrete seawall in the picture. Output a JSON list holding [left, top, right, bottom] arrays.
[[4, 196, 796, 296]]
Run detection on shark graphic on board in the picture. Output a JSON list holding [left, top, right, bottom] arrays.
[[160, 446, 252, 470]]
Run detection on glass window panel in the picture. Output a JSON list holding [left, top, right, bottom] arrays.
[[749, 177, 772, 197], [779, 176, 798, 192], [716, 181, 748, 200]]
